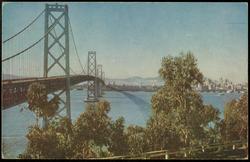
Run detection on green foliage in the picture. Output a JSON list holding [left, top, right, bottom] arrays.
[[126, 125, 146, 155], [150, 52, 220, 150], [72, 100, 112, 158], [158, 52, 203, 91], [109, 117, 129, 156], [20, 52, 242, 159], [72, 100, 129, 158], [73, 100, 111, 147], [19, 125, 60, 159], [145, 111, 182, 151], [19, 117, 74, 159], [20, 98, 129, 159], [27, 82, 59, 119], [222, 93, 248, 141]]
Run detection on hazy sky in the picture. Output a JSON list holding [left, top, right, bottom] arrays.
[[2, 2, 248, 83]]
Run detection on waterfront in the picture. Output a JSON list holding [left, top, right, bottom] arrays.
[[2, 90, 242, 158]]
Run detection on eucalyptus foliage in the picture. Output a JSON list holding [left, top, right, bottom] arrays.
[[222, 93, 248, 141], [148, 52, 220, 151], [19, 52, 247, 159]]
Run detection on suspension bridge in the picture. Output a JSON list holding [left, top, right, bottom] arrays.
[[2, 3, 105, 122], [1, 3, 248, 159]]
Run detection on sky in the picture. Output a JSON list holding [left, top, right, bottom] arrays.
[[2, 2, 248, 83]]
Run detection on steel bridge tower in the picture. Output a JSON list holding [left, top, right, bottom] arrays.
[[102, 71, 105, 95], [85, 51, 98, 102], [97, 64, 103, 97], [43, 3, 71, 125]]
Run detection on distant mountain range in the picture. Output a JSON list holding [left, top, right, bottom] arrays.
[[2, 74, 22, 80], [2, 74, 244, 86], [106, 76, 164, 86], [1, 74, 164, 86], [105, 76, 243, 86]]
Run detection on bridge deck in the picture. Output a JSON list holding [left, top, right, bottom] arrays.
[[1, 75, 104, 110]]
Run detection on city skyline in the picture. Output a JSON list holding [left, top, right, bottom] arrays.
[[2, 2, 248, 83]]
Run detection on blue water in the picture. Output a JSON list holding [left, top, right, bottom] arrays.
[[1, 90, 241, 158]]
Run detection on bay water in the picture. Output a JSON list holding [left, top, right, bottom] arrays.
[[1, 90, 241, 158]]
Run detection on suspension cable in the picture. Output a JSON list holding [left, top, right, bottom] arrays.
[[81, 63, 87, 74], [2, 14, 60, 63], [70, 68, 78, 75], [3, 9, 45, 44], [68, 15, 85, 74]]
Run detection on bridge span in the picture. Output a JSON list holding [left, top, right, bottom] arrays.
[[1, 75, 104, 110], [2, 3, 106, 121]]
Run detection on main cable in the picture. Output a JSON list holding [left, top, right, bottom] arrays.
[[3, 9, 45, 44], [2, 14, 60, 63], [68, 15, 85, 74]]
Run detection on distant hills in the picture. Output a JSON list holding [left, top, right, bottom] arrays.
[[2, 74, 22, 80], [1, 74, 164, 86], [105, 76, 242, 87], [106, 76, 164, 86], [2, 73, 244, 87]]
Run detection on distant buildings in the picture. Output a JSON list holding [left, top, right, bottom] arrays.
[[194, 78, 248, 93], [74, 77, 248, 93]]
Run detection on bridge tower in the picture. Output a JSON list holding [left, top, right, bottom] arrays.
[[97, 64, 103, 97], [101, 71, 105, 95], [43, 3, 71, 125], [85, 51, 98, 102]]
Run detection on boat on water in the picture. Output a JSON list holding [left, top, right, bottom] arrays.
[[218, 92, 225, 96], [226, 90, 233, 93], [76, 88, 83, 90]]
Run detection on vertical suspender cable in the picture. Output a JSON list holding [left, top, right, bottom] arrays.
[[68, 16, 85, 74]]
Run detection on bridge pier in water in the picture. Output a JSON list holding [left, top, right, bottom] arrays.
[[101, 72, 105, 96], [85, 51, 99, 102], [97, 64, 103, 97]]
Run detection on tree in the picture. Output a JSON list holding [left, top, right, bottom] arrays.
[[50, 117, 74, 158], [145, 111, 182, 151], [26, 82, 59, 126], [19, 83, 71, 159], [19, 125, 59, 159], [109, 117, 129, 156], [72, 100, 112, 158], [73, 100, 111, 145], [19, 117, 74, 159], [20, 97, 133, 159], [126, 125, 146, 155], [222, 93, 248, 142], [149, 52, 220, 151]]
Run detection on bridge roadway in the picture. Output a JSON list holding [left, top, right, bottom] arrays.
[[1, 75, 104, 110]]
